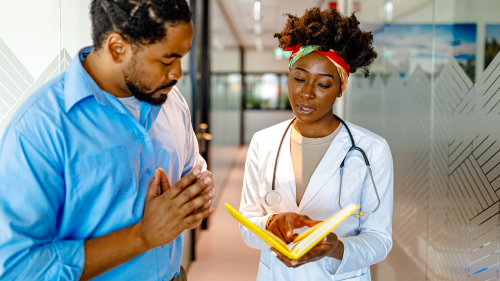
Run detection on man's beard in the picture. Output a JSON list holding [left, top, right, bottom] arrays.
[[123, 59, 177, 106]]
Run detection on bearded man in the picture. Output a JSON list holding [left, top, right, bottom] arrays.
[[0, 1, 215, 280]]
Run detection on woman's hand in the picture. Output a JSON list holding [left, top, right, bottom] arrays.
[[270, 233, 344, 268], [266, 213, 322, 244]]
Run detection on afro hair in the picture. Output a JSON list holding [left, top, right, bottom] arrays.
[[274, 7, 377, 77]]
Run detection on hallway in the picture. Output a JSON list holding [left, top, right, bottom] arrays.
[[187, 146, 261, 281]]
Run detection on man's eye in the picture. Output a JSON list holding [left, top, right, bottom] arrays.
[[294, 78, 305, 83], [161, 62, 173, 66]]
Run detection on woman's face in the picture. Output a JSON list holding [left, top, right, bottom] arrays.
[[288, 52, 341, 124]]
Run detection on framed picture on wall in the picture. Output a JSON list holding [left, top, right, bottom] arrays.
[[360, 23, 477, 83], [485, 24, 500, 70]]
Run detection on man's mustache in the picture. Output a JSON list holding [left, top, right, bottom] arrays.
[[154, 80, 178, 93]]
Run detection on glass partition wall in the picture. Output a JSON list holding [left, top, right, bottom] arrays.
[[244, 73, 291, 110], [345, 0, 500, 280]]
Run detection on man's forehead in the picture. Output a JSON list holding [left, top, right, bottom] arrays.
[[139, 38, 191, 58]]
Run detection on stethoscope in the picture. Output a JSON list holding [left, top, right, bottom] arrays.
[[264, 115, 381, 218]]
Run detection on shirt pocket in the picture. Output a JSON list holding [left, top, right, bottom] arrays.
[[69, 145, 137, 207]]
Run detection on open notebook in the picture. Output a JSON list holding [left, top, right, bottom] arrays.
[[226, 203, 359, 260]]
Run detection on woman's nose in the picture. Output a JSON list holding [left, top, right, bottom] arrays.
[[301, 84, 316, 100]]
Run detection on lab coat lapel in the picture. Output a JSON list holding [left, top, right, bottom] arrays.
[[298, 127, 351, 212], [275, 126, 297, 209]]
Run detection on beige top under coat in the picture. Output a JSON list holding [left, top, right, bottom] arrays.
[[290, 123, 343, 206]]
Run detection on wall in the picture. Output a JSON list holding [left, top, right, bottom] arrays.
[[345, 0, 500, 280], [244, 50, 289, 73], [211, 49, 240, 73]]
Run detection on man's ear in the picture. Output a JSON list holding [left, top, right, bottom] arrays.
[[106, 33, 130, 63]]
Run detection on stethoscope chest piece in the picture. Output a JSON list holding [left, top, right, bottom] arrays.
[[265, 190, 281, 207]]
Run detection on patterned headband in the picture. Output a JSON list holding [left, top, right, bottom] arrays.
[[283, 45, 350, 94]]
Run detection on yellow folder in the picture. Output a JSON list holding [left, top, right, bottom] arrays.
[[226, 203, 359, 260]]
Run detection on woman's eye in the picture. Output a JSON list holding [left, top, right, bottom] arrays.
[[161, 62, 173, 66], [294, 78, 305, 83], [319, 84, 331, 89]]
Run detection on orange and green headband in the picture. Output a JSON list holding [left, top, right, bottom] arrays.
[[283, 44, 350, 93]]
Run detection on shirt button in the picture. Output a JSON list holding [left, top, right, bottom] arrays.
[[141, 135, 145, 139], [162, 278, 168, 281]]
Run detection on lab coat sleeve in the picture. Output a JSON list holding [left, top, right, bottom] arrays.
[[325, 139, 394, 275], [239, 134, 272, 251], [0, 128, 84, 280]]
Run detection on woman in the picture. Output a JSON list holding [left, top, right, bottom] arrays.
[[239, 7, 393, 281]]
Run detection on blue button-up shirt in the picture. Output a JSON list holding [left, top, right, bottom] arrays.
[[0, 47, 205, 280]]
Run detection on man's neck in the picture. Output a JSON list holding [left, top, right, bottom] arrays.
[[81, 51, 132, 98]]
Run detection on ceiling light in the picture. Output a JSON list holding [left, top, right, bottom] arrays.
[[254, 1, 261, 22], [384, 2, 393, 22]]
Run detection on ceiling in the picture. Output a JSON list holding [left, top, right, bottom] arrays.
[[211, 0, 434, 51], [212, 0, 323, 51]]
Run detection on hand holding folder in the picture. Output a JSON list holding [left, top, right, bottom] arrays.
[[226, 203, 359, 260]]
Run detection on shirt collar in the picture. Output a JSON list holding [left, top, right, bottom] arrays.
[[64, 46, 132, 115], [64, 46, 96, 113], [64, 46, 162, 127]]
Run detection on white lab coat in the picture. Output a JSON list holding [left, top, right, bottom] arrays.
[[239, 119, 394, 281]]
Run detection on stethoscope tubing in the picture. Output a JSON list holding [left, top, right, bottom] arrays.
[[267, 114, 381, 217], [339, 165, 380, 215]]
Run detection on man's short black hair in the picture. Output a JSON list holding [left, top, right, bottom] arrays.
[[90, 0, 192, 50]]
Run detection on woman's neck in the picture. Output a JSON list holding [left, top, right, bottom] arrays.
[[293, 113, 341, 138]]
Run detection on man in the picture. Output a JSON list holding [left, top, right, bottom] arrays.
[[0, 0, 215, 280]]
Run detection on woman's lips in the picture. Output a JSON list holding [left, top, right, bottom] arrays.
[[296, 104, 316, 115]]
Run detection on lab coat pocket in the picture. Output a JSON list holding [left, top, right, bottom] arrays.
[[69, 145, 137, 208], [338, 152, 366, 207], [257, 258, 272, 280], [337, 273, 369, 281]]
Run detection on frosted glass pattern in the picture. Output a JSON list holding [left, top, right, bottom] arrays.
[[346, 40, 500, 281]]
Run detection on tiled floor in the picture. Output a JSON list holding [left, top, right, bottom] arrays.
[[187, 146, 261, 281]]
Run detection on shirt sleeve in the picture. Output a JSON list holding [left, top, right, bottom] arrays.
[[324, 139, 394, 275], [239, 134, 272, 251], [0, 128, 85, 280], [181, 104, 207, 176]]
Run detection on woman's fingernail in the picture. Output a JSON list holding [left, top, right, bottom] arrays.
[[193, 169, 201, 176], [270, 251, 277, 257], [288, 231, 292, 237], [204, 177, 212, 185], [291, 260, 297, 266]]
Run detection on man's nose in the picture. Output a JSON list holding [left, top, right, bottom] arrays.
[[168, 59, 183, 81]]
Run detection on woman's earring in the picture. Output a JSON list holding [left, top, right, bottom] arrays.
[[338, 93, 342, 98]]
